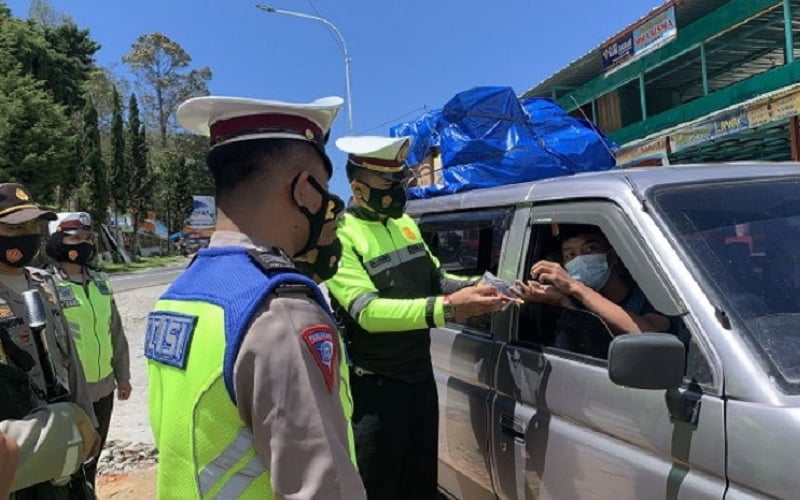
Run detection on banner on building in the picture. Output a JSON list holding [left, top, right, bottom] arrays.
[[601, 33, 635, 70], [615, 137, 669, 167], [670, 109, 749, 153], [747, 87, 800, 128], [601, 4, 677, 72], [633, 5, 677, 59]]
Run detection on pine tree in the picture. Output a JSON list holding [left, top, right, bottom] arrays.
[[0, 54, 73, 204], [110, 86, 127, 214], [82, 99, 109, 229], [127, 93, 153, 256]]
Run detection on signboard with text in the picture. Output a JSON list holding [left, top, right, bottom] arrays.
[[615, 137, 669, 167], [601, 4, 677, 72]]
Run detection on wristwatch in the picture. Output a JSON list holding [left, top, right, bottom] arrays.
[[442, 295, 456, 322]]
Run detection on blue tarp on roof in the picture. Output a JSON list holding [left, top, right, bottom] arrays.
[[389, 86, 617, 199]]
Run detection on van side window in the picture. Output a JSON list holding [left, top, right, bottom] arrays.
[[428, 229, 482, 276], [420, 209, 509, 335], [516, 223, 675, 361]]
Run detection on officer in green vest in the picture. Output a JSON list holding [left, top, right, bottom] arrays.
[[326, 136, 510, 500], [145, 95, 366, 500], [0, 183, 100, 498], [45, 211, 131, 489]]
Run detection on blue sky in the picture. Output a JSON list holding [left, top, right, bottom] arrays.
[[7, 0, 662, 199]]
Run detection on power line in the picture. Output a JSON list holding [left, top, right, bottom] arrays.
[[356, 105, 428, 135], [306, 0, 342, 51]]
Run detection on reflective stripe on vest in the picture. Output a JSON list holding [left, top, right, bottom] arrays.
[[58, 279, 113, 383]]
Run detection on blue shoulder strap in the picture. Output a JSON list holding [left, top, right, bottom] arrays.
[[161, 246, 333, 403]]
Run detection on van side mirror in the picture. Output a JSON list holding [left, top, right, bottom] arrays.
[[608, 333, 686, 390]]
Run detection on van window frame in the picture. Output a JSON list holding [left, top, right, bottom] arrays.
[[418, 207, 514, 338], [512, 200, 721, 393]]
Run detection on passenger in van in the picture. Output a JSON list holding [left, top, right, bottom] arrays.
[[513, 225, 671, 336]]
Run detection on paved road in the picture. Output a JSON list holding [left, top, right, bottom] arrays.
[[109, 262, 189, 292]]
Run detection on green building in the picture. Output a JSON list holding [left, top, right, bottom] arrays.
[[524, 0, 800, 167]]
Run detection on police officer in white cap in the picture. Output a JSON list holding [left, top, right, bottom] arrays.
[[326, 136, 508, 499], [145, 96, 365, 499], [45, 212, 131, 490]]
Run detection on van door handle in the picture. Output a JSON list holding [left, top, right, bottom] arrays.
[[500, 414, 526, 441]]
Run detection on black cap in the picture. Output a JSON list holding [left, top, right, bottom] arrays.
[[0, 183, 57, 224]]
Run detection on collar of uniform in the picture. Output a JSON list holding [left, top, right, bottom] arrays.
[[347, 206, 384, 222], [53, 265, 88, 285], [209, 231, 294, 264]]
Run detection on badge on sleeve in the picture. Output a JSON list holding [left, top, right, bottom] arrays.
[[144, 311, 197, 369], [0, 299, 13, 319], [301, 325, 338, 393]]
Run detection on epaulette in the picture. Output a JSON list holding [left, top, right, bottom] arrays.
[[246, 247, 318, 299], [246, 247, 296, 275], [24, 266, 53, 283], [86, 267, 110, 282], [273, 281, 318, 299]]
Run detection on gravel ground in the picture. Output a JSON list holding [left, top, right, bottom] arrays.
[[96, 284, 165, 476], [106, 284, 165, 446]]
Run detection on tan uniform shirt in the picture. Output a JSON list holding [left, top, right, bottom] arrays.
[[0, 403, 91, 490], [209, 231, 365, 500], [0, 269, 96, 424], [0, 268, 98, 491], [53, 266, 130, 402]]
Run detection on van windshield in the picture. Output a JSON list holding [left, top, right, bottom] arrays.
[[651, 176, 800, 393]]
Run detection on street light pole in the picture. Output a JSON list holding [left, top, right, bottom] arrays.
[[256, 4, 354, 135]]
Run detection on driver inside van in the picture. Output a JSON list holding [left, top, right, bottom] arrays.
[[513, 224, 671, 337]]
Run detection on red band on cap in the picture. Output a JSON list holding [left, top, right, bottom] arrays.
[[210, 114, 323, 146], [349, 154, 403, 168], [59, 220, 89, 230]]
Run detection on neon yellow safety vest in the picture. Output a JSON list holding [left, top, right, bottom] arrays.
[[145, 248, 355, 500], [326, 211, 473, 381], [56, 273, 114, 383]]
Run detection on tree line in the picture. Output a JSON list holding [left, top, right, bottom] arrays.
[[0, 0, 215, 253]]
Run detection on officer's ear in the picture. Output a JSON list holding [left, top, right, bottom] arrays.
[[292, 171, 323, 213], [351, 180, 369, 203]]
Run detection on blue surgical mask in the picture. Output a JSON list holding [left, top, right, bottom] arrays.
[[565, 253, 611, 291]]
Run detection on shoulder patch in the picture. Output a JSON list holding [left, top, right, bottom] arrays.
[[0, 303, 13, 319], [300, 324, 338, 393], [95, 280, 112, 295], [144, 311, 197, 369]]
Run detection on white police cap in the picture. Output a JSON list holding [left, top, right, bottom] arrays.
[[177, 95, 344, 151], [49, 212, 92, 235], [335, 135, 412, 179]]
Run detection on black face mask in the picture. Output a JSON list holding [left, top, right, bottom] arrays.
[[291, 174, 333, 257], [294, 239, 343, 283], [62, 242, 95, 265], [359, 182, 407, 219], [294, 194, 345, 282], [0, 234, 41, 268]]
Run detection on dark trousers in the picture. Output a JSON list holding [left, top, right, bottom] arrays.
[[351, 372, 439, 500], [84, 392, 114, 487]]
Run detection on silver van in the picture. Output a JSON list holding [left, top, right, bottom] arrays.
[[406, 164, 800, 500]]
